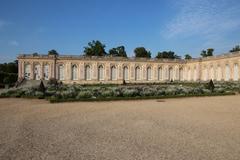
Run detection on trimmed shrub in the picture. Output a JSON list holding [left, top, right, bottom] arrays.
[[77, 91, 93, 99], [122, 88, 139, 97], [38, 80, 46, 93], [100, 90, 114, 97], [35, 91, 44, 99]]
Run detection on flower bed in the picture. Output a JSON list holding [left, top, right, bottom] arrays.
[[0, 82, 239, 103]]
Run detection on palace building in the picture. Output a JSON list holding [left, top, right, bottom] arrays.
[[17, 51, 240, 84]]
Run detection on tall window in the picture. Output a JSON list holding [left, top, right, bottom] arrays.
[[58, 65, 64, 80], [210, 66, 214, 80], [169, 67, 173, 81], [147, 67, 151, 81], [225, 64, 230, 81], [34, 64, 41, 80], [98, 65, 104, 80], [135, 66, 141, 81], [24, 64, 31, 80], [188, 68, 191, 81], [44, 64, 49, 80], [193, 68, 197, 81], [234, 64, 239, 81], [179, 68, 183, 81], [217, 66, 222, 81], [72, 65, 78, 80], [123, 66, 128, 80], [111, 66, 117, 80], [85, 65, 91, 80], [175, 68, 179, 80], [158, 67, 162, 81]]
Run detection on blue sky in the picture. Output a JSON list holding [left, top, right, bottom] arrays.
[[0, 0, 240, 62]]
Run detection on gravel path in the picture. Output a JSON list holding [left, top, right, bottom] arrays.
[[0, 96, 240, 160]]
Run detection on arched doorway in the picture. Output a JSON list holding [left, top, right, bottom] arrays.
[[34, 64, 41, 80], [43, 64, 49, 80], [24, 64, 31, 80], [72, 65, 78, 80], [58, 65, 64, 80], [123, 66, 128, 81], [111, 66, 117, 80], [147, 67, 151, 81], [234, 63, 239, 81], [158, 67, 163, 81], [135, 66, 141, 81], [98, 65, 104, 81], [85, 65, 91, 80], [225, 64, 230, 81]]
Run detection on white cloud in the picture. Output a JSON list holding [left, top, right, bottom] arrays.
[[163, 0, 240, 50], [8, 40, 19, 47]]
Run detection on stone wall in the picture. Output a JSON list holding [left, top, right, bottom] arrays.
[[17, 52, 240, 84]]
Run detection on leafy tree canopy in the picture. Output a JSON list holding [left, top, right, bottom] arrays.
[[109, 46, 127, 57], [84, 40, 106, 56], [156, 51, 181, 59], [134, 47, 151, 58], [32, 52, 39, 56], [0, 60, 18, 85], [0, 60, 18, 73], [48, 49, 59, 56], [230, 45, 240, 52], [184, 54, 192, 60], [201, 48, 214, 57]]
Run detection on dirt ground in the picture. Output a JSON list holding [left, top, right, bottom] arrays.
[[0, 96, 240, 160]]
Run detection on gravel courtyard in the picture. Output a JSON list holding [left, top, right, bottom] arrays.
[[0, 96, 240, 160]]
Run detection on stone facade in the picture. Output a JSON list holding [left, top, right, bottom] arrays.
[[17, 51, 240, 84]]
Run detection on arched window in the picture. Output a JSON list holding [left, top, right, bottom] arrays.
[[187, 68, 191, 81], [175, 68, 179, 80], [85, 65, 91, 80], [169, 67, 173, 81], [123, 66, 129, 81], [98, 65, 104, 81], [111, 66, 117, 80], [193, 68, 197, 81], [179, 68, 183, 81], [135, 66, 141, 81], [72, 65, 78, 80], [34, 64, 41, 80], [147, 67, 151, 81], [44, 64, 49, 80], [24, 64, 31, 80], [58, 65, 64, 80], [210, 66, 214, 80], [158, 67, 163, 81], [225, 64, 230, 81], [217, 65, 222, 81], [234, 63, 239, 81]]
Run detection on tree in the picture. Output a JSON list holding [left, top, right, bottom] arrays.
[[207, 79, 215, 92], [230, 45, 240, 52], [84, 40, 106, 56], [201, 48, 214, 57], [109, 46, 127, 57], [156, 51, 181, 59], [32, 52, 39, 56], [0, 61, 18, 86], [134, 47, 151, 58], [184, 54, 192, 60], [207, 48, 214, 56], [200, 50, 207, 57], [38, 80, 46, 93], [48, 49, 59, 56]]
